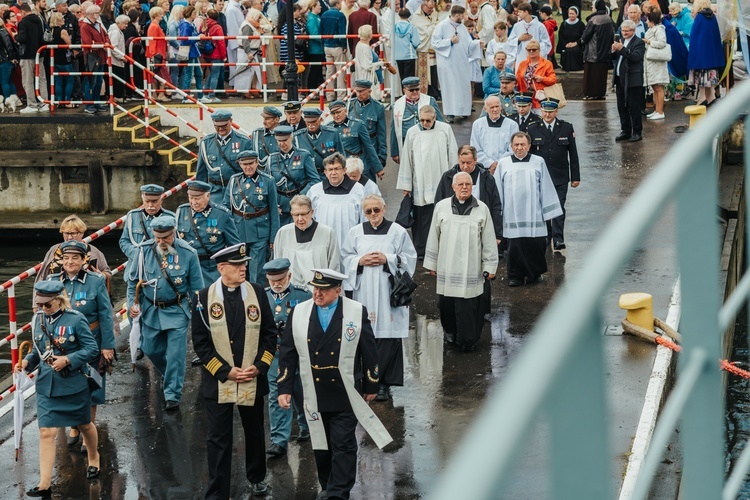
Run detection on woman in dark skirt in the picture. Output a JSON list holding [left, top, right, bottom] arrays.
[[16, 280, 101, 498], [579, 0, 615, 99], [51, 240, 115, 453], [557, 7, 585, 72]]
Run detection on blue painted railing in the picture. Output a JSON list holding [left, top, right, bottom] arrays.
[[431, 81, 750, 500]]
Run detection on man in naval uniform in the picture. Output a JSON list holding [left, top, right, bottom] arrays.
[[390, 76, 444, 164], [470, 94, 519, 175], [346, 80, 387, 181], [253, 106, 283, 170], [195, 110, 253, 205], [119, 184, 176, 275], [279, 101, 306, 132], [507, 92, 542, 132], [263, 258, 312, 458], [176, 180, 241, 283], [127, 215, 204, 410], [307, 152, 366, 259], [267, 125, 321, 226], [224, 150, 281, 284], [526, 98, 580, 252], [328, 100, 383, 182], [498, 71, 518, 117], [278, 269, 392, 500], [294, 108, 345, 174], [192, 243, 277, 499]]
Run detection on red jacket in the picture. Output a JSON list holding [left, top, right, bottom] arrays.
[[204, 18, 226, 61], [515, 57, 557, 108], [543, 18, 557, 57], [79, 18, 111, 64]]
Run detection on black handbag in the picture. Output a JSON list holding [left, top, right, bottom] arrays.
[[83, 364, 103, 391], [395, 195, 414, 229], [389, 256, 418, 308]]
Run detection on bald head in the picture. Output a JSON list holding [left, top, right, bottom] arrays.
[[484, 95, 502, 120]]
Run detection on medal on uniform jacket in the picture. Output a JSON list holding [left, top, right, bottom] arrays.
[[57, 325, 66, 342], [343, 128, 351, 137], [174, 277, 183, 285], [209, 235, 218, 243], [232, 141, 240, 153]]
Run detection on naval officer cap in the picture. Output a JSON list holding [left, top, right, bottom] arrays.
[[212, 243, 251, 264], [302, 108, 323, 119], [540, 97, 560, 110], [263, 258, 291, 279], [260, 106, 282, 118], [353, 79, 373, 89], [309, 268, 348, 289], [150, 214, 177, 236], [500, 71, 517, 82], [186, 180, 212, 194], [284, 101, 302, 112], [402, 76, 420, 89], [60, 240, 88, 256], [514, 92, 534, 105], [140, 184, 165, 198], [328, 100, 346, 111], [210, 110, 232, 123], [273, 125, 295, 137], [35, 280, 66, 304]]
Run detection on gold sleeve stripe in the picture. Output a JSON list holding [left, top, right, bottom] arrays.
[[261, 351, 274, 365], [204, 358, 222, 376], [277, 367, 289, 383]]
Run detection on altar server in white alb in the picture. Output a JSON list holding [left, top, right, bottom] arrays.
[[470, 95, 519, 174], [307, 153, 366, 255], [277, 269, 392, 500], [341, 194, 417, 401], [397, 106, 458, 259], [431, 5, 481, 123], [424, 172, 498, 351], [273, 194, 341, 291], [507, 2, 551, 67], [495, 132, 562, 287]]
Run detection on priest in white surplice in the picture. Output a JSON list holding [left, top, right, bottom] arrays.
[[341, 194, 417, 401], [424, 172, 498, 351], [470, 95, 519, 175], [396, 106, 458, 259], [306, 153, 365, 268], [431, 5, 481, 122], [495, 132, 562, 287], [273, 194, 341, 291]]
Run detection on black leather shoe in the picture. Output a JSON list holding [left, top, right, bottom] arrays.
[[136, 348, 144, 360], [191, 356, 202, 366], [251, 481, 269, 496], [375, 385, 391, 401], [165, 400, 180, 411], [67, 431, 81, 447], [462, 344, 478, 352], [266, 443, 287, 457], [297, 429, 310, 442], [86, 466, 100, 479], [628, 134, 642, 142], [553, 241, 566, 251], [26, 487, 52, 498], [615, 132, 631, 142], [508, 279, 523, 287]]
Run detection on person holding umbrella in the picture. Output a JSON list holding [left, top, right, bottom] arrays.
[[15, 280, 101, 498], [48, 240, 115, 454]]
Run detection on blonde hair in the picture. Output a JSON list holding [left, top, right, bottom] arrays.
[[48, 11, 63, 26], [149, 6, 164, 19], [358, 24, 373, 40], [59, 215, 87, 234], [691, 0, 711, 15], [526, 39, 540, 51], [170, 4, 184, 21]]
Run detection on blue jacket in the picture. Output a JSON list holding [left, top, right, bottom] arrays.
[[347, 98, 388, 169], [119, 208, 177, 271], [320, 9, 347, 49], [176, 203, 241, 282], [293, 125, 344, 172], [223, 170, 281, 244], [671, 7, 693, 47], [482, 65, 503, 97], [179, 19, 200, 59], [307, 12, 324, 56], [394, 21, 419, 61], [266, 148, 321, 216], [196, 129, 254, 203], [687, 10, 725, 71], [662, 19, 688, 79]]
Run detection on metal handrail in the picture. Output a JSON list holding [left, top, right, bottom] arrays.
[[432, 81, 750, 499]]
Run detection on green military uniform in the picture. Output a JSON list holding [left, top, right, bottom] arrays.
[[347, 84, 387, 179], [294, 120, 344, 174], [119, 184, 175, 275], [329, 100, 382, 181]]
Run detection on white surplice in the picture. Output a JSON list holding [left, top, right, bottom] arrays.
[[341, 221, 417, 338], [507, 17, 551, 68], [396, 121, 458, 207], [470, 115, 519, 168], [431, 18, 476, 117], [494, 154, 563, 239], [307, 181, 366, 258], [273, 222, 341, 290]]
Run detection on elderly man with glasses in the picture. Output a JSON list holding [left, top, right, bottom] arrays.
[[390, 76, 443, 165]]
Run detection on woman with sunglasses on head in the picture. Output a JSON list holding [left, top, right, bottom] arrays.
[[341, 193, 417, 401], [15, 280, 101, 498], [49, 240, 115, 454]]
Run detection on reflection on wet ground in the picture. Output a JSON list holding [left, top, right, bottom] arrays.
[[0, 100, 685, 499]]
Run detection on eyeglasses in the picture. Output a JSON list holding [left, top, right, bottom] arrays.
[[364, 207, 382, 215], [62, 232, 82, 237], [527, 48, 539, 52], [291, 210, 312, 218], [419, 119, 434, 123], [36, 302, 55, 309], [406, 87, 420, 92]]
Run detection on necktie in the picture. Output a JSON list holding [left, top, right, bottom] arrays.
[[548, 124, 553, 133]]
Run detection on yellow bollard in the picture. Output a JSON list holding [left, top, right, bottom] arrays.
[[619, 293, 654, 332], [684, 105, 707, 129]]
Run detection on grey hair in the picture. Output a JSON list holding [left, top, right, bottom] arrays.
[[323, 152, 346, 169], [363, 193, 385, 206], [452, 171, 472, 185], [620, 19, 637, 30], [357, 0, 370, 7], [346, 156, 364, 174], [627, 3, 640, 12], [484, 94, 500, 106], [419, 105, 437, 118], [115, 14, 130, 23], [290, 194, 313, 211]]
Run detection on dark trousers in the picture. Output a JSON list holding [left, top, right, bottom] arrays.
[[112, 65, 127, 99], [314, 410, 359, 500], [412, 203, 434, 258], [547, 183, 569, 244], [438, 293, 485, 348], [507, 237, 548, 281], [397, 59, 416, 86], [204, 398, 267, 500], [308, 52, 325, 91], [376, 338, 404, 386], [428, 65, 440, 99], [616, 77, 644, 136]]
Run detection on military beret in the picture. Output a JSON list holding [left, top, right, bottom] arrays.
[[302, 108, 323, 118], [309, 268, 348, 289], [60, 240, 87, 256], [210, 110, 232, 122], [500, 71, 517, 82], [402, 76, 420, 89], [150, 215, 177, 236], [263, 258, 291, 279], [540, 97, 560, 110], [212, 243, 251, 264], [328, 100, 346, 110], [284, 101, 302, 112], [353, 79, 373, 89], [236, 150, 259, 160], [514, 92, 534, 105], [260, 106, 282, 118], [274, 125, 295, 137], [186, 180, 212, 193], [35, 280, 65, 303], [140, 184, 165, 197]]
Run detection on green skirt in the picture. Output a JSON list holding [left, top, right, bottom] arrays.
[[37, 389, 92, 428]]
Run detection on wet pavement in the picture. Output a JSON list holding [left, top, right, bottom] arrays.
[[0, 98, 689, 499]]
